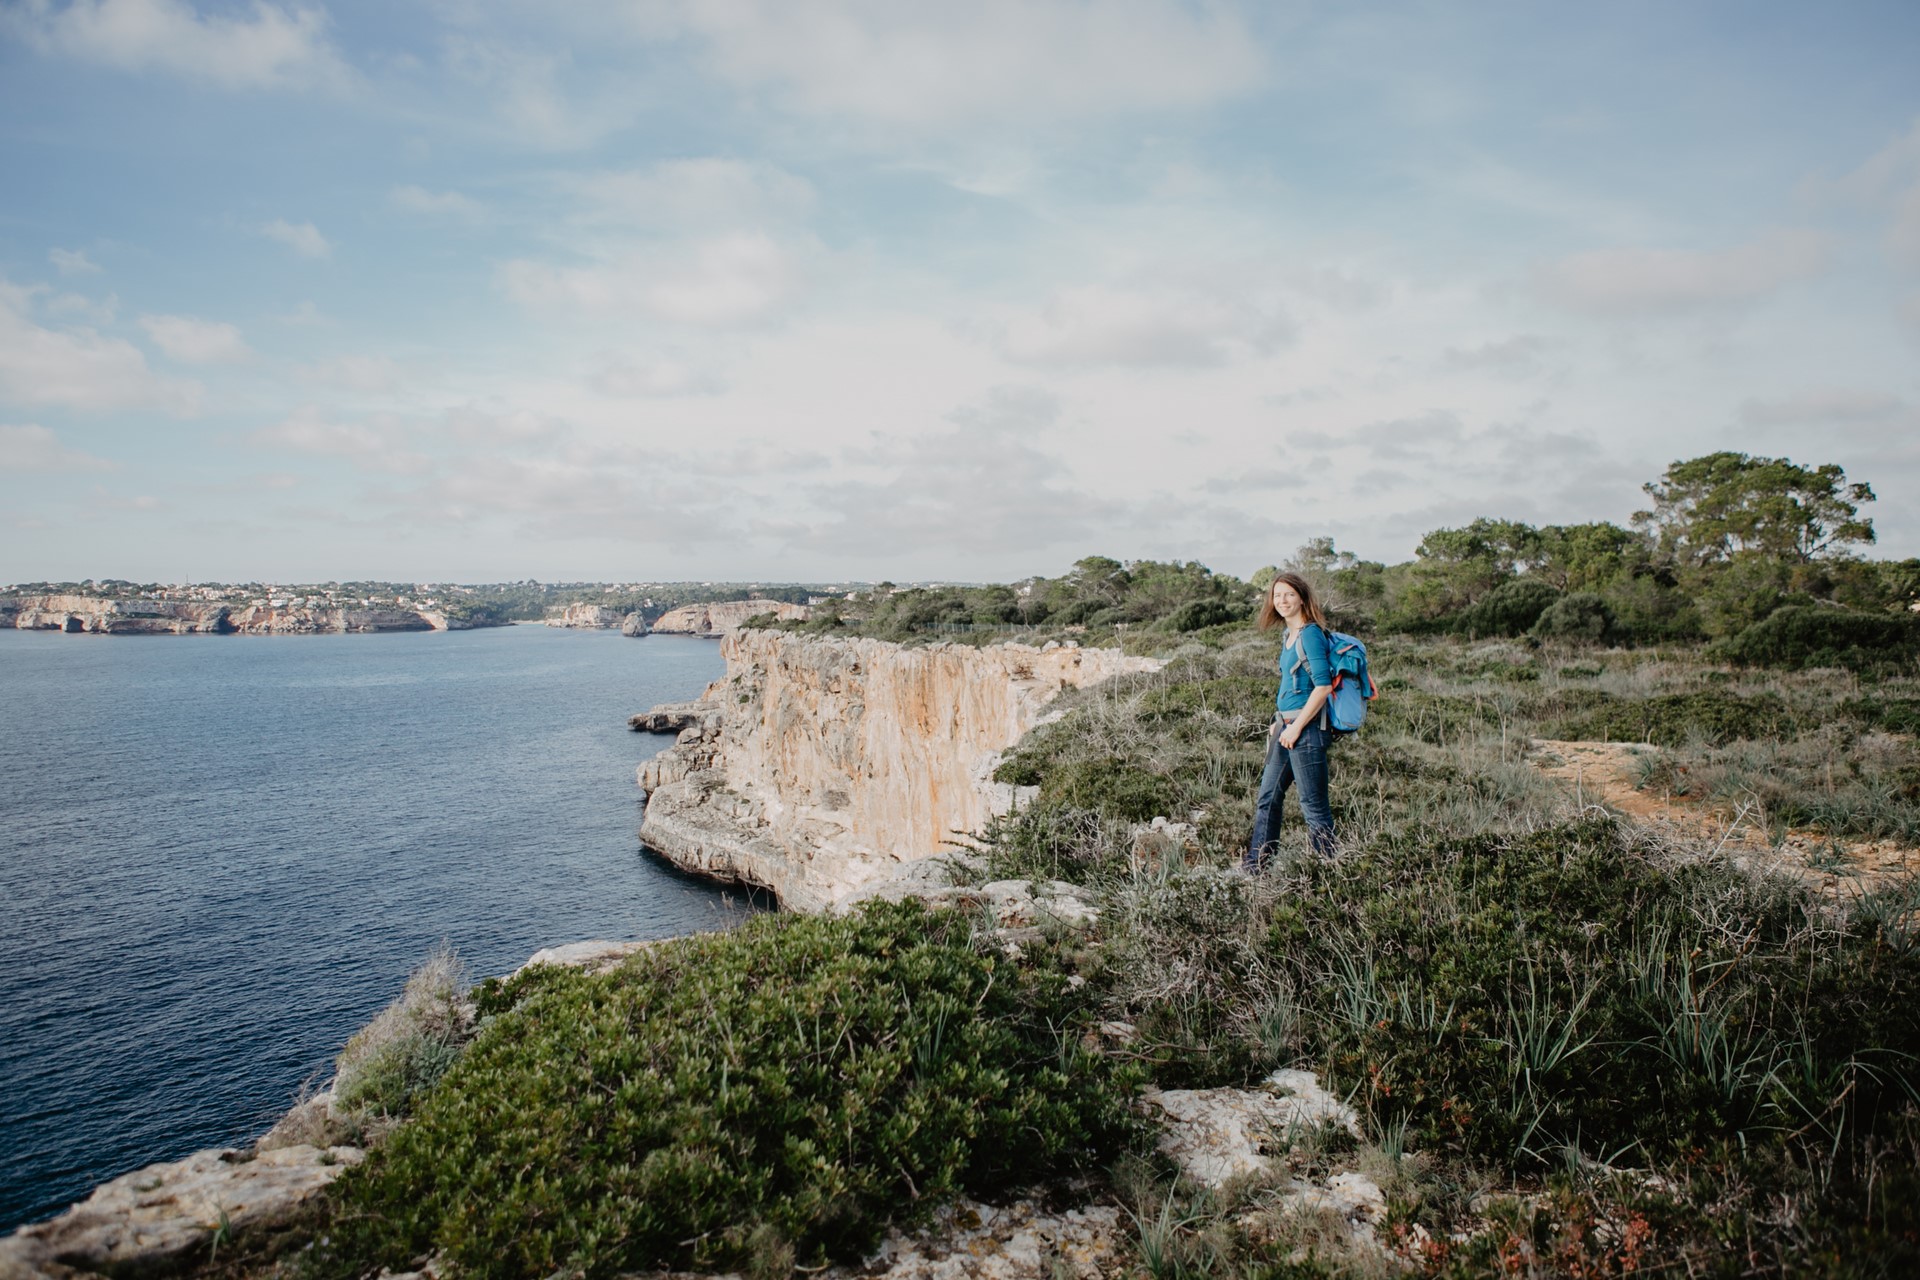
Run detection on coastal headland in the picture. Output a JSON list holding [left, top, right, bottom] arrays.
[[637, 628, 1158, 909]]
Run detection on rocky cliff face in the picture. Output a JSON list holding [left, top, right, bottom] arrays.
[[547, 603, 627, 629], [1, 595, 487, 635], [226, 605, 434, 634], [3, 594, 232, 634], [638, 630, 1160, 910], [651, 599, 810, 636]]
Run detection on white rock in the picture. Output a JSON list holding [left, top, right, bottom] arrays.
[[1145, 1068, 1362, 1188], [0, 1144, 362, 1279], [515, 939, 657, 975]]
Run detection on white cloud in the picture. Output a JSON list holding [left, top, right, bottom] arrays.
[[0, 423, 116, 472], [998, 284, 1293, 369], [47, 247, 101, 275], [4, 0, 351, 91], [260, 218, 330, 258], [1442, 334, 1549, 378], [252, 408, 430, 474], [565, 159, 815, 229], [295, 354, 404, 393], [439, 34, 621, 150], [391, 185, 483, 218], [1534, 229, 1830, 316], [44, 289, 117, 323], [1740, 388, 1907, 426], [501, 231, 806, 326], [769, 385, 1119, 560], [588, 353, 725, 398], [0, 279, 200, 415], [1892, 184, 1920, 268], [663, 0, 1266, 131], [1802, 118, 1920, 205], [139, 313, 250, 363]]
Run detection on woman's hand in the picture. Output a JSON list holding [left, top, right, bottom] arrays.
[[1278, 720, 1301, 749]]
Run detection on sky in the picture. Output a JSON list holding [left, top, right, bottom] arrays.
[[2, 0, 1918, 585]]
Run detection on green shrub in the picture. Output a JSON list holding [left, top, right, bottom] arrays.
[[1452, 580, 1560, 638], [1038, 756, 1179, 823], [1553, 689, 1789, 747], [1845, 695, 1920, 737], [1262, 820, 1920, 1172], [1166, 599, 1243, 632], [319, 902, 1140, 1278], [1711, 605, 1919, 671], [333, 944, 473, 1119], [1531, 592, 1615, 643]]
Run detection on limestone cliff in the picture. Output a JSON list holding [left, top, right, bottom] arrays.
[[1, 595, 494, 635], [651, 599, 810, 636], [226, 605, 433, 634], [3, 594, 231, 634], [547, 603, 628, 629], [637, 630, 1160, 910]]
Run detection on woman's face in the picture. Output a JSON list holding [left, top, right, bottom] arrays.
[[1271, 580, 1302, 618]]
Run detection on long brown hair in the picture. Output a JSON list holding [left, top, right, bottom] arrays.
[[1257, 571, 1328, 631]]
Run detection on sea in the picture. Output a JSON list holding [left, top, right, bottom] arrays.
[[0, 623, 757, 1231]]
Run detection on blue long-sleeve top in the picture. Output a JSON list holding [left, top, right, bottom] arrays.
[[1276, 622, 1333, 713]]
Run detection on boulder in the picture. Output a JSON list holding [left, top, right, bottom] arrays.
[[620, 612, 650, 637]]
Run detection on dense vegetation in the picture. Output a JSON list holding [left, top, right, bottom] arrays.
[[982, 626, 1919, 1275], [311, 903, 1139, 1279], [260, 449, 1916, 1278]]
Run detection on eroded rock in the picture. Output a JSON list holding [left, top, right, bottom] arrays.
[[648, 1198, 1124, 1280], [1145, 1068, 1363, 1187], [638, 631, 1159, 910], [0, 1145, 362, 1279], [650, 600, 810, 636]]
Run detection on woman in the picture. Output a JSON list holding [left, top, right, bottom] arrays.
[[1246, 572, 1336, 870]]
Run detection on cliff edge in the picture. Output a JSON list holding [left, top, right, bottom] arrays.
[[637, 629, 1160, 910]]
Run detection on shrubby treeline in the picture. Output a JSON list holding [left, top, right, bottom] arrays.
[[1307, 452, 1912, 656], [782, 451, 1916, 671]]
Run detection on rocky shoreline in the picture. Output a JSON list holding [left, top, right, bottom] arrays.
[[0, 595, 504, 636]]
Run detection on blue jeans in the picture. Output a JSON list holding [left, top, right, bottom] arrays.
[[1246, 719, 1335, 870]]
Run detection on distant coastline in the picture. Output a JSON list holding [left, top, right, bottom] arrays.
[[0, 593, 504, 636]]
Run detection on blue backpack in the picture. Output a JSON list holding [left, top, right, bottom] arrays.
[[1284, 628, 1377, 733], [1323, 631, 1376, 733]]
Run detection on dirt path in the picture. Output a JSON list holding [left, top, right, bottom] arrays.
[[1529, 739, 1918, 890]]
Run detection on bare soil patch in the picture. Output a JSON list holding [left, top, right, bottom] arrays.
[[1529, 738, 1919, 888]]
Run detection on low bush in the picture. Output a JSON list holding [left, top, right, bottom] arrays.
[[332, 944, 473, 1120], [1845, 695, 1920, 737], [1712, 605, 1919, 671], [1451, 580, 1560, 638], [317, 901, 1140, 1279], [1038, 756, 1180, 823], [1166, 598, 1245, 632], [1552, 688, 1789, 747], [1530, 591, 1615, 643], [1262, 820, 1920, 1170]]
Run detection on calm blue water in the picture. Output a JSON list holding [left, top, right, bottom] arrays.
[[0, 624, 752, 1230]]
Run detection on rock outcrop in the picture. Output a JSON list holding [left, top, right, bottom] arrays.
[[637, 630, 1160, 910], [547, 603, 627, 629], [629, 700, 714, 733], [650, 599, 810, 636], [2, 595, 231, 634], [225, 605, 433, 634], [0, 1144, 363, 1278], [621, 612, 650, 637], [1, 596, 491, 636]]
